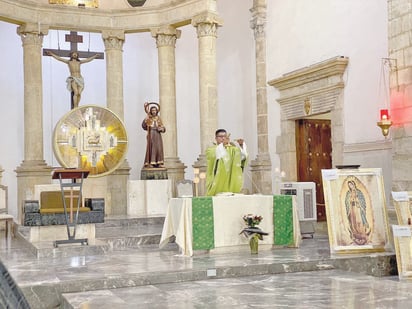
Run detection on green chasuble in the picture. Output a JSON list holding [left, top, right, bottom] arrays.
[[206, 144, 244, 196]]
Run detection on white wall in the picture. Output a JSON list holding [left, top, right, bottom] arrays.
[[266, 0, 389, 192], [266, 0, 388, 144], [216, 0, 256, 188], [0, 22, 24, 218]]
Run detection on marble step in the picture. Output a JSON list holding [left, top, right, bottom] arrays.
[[95, 215, 165, 228], [97, 229, 163, 248], [16, 216, 171, 258], [19, 238, 396, 309], [23, 237, 177, 259], [18, 216, 165, 234], [95, 216, 167, 249]]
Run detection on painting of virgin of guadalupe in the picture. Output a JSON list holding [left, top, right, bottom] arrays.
[[322, 168, 390, 254], [340, 177, 373, 246]]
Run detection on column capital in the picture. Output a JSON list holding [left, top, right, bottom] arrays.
[[151, 26, 181, 47], [250, 1, 267, 38], [102, 30, 125, 41], [17, 23, 48, 45], [151, 25, 181, 38], [102, 30, 125, 50], [191, 12, 223, 37], [252, 0, 267, 10], [17, 23, 49, 37]]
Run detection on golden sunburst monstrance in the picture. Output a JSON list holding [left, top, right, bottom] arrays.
[[53, 105, 128, 177]]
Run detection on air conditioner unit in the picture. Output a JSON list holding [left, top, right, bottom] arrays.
[[280, 182, 317, 222]]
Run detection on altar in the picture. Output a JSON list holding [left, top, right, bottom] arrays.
[[159, 194, 301, 256]]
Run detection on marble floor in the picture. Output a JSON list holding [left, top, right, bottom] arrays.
[[0, 217, 408, 309], [63, 270, 412, 309]]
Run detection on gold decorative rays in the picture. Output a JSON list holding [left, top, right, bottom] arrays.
[[53, 105, 128, 177]]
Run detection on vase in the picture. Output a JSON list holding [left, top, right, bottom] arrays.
[[249, 234, 259, 254]]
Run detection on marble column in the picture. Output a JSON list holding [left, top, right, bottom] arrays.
[[15, 23, 54, 224], [151, 26, 186, 194], [191, 13, 222, 196], [102, 30, 130, 215], [249, 0, 272, 195]]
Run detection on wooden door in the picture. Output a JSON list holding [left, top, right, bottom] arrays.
[[296, 119, 332, 221]]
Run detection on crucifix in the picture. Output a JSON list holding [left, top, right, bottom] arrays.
[[43, 31, 104, 109]]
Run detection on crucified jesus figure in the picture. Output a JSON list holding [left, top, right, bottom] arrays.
[[46, 51, 98, 108]]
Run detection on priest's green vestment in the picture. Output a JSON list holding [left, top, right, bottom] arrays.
[[206, 144, 244, 196]]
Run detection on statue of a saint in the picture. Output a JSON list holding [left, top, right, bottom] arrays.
[[142, 102, 166, 168]]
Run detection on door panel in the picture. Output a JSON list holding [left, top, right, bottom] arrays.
[[296, 119, 332, 221]]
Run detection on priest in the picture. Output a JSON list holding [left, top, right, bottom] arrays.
[[206, 129, 248, 196]]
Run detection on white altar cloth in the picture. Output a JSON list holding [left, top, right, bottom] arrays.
[[159, 195, 300, 256]]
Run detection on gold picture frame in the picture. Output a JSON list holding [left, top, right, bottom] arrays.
[[392, 225, 412, 280], [321, 168, 391, 254]]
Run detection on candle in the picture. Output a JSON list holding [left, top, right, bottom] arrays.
[[380, 109, 389, 120], [193, 177, 199, 197]]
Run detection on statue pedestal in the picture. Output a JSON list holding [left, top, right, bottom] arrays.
[[127, 179, 172, 216], [141, 167, 168, 180]]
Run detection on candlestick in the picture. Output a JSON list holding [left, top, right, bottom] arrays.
[[274, 169, 286, 195], [193, 177, 199, 197]]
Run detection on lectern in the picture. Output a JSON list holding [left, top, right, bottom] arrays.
[[52, 168, 90, 247]]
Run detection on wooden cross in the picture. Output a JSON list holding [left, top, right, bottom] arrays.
[[43, 31, 104, 109], [43, 31, 104, 59]]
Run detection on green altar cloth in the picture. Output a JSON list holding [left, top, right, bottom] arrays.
[[273, 195, 295, 246], [192, 197, 214, 250]]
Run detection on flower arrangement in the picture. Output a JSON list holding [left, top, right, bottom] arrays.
[[240, 214, 268, 239], [240, 214, 268, 254], [242, 214, 263, 228]]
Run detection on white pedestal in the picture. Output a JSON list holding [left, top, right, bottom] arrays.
[[127, 180, 172, 216], [27, 224, 95, 243]]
